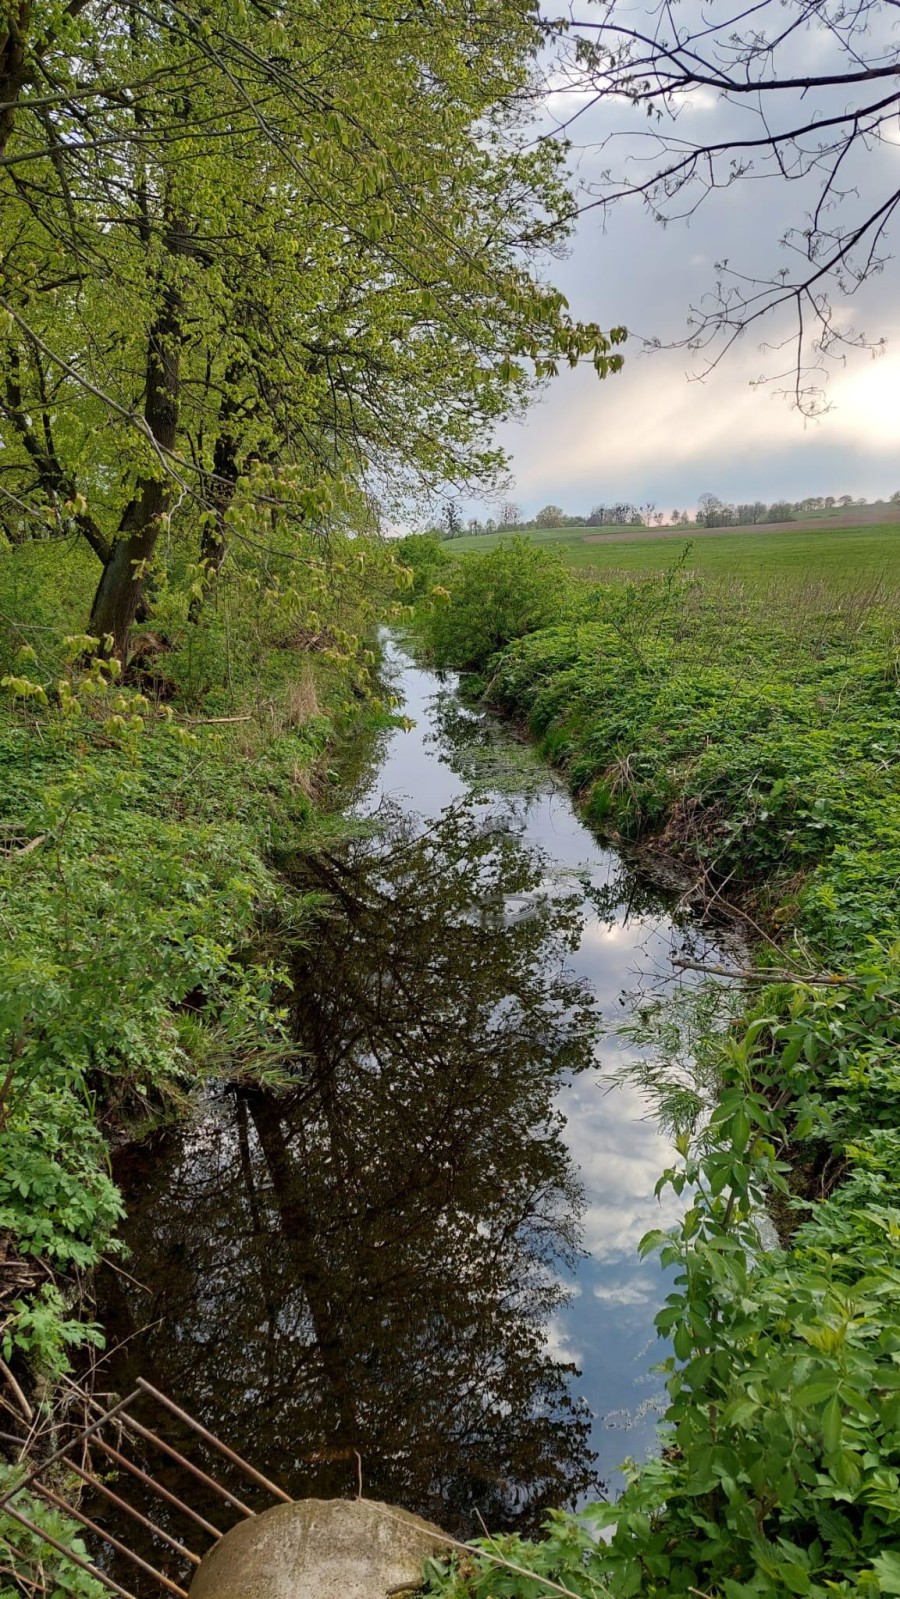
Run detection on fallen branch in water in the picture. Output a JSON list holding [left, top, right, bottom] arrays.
[[671, 956, 856, 988]]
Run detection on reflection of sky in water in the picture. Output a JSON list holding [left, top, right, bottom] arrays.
[[363, 640, 718, 1490]]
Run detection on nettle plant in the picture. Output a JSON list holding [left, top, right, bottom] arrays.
[[428, 981, 900, 1599]]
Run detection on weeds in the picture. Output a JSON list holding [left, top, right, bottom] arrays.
[[416, 545, 900, 1599]]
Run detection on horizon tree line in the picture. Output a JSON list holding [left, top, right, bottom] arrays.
[[438, 490, 900, 538]]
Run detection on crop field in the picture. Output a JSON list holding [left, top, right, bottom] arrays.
[[449, 520, 900, 590]]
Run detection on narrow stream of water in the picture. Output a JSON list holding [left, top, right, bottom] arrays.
[[91, 639, 726, 1584]]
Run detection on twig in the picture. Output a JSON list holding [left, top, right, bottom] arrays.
[[3, 834, 47, 859], [98, 1257, 152, 1295], [184, 714, 252, 725], [671, 956, 854, 987], [0, 1356, 34, 1422]]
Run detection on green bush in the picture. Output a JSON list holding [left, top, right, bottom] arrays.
[[418, 537, 570, 670], [395, 532, 453, 598]]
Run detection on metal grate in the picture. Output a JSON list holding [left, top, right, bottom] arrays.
[[0, 1377, 293, 1597]]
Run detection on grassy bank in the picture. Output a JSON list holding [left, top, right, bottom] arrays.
[[409, 537, 900, 1599], [0, 535, 400, 1589]]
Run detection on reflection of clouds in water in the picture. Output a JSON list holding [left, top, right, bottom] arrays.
[[593, 1279, 655, 1308], [582, 1198, 680, 1264], [367, 641, 721, 1491], [560, 1074, 682, 1265], [578, 917, 659, 947], [544, 1314, 584, 1370]]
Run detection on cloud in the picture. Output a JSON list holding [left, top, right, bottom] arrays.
[[469, 51, 900, 518], [558, 1068, 684, 1265], [544, 1313, 584, 1368], [593, 1278, 656, 1306]]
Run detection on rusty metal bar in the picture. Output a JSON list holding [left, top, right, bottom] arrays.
[[66, 1459, 202, 1565], [92, 1433, 223, 1542], [0, 1500, 140, 1599], [0, 1389, 143, 1511], [1, 1540, 51, 1595], [32, 1482, 189, 1599], [115, 1412, 255, 1518], [136, 1379, 292, 1505]]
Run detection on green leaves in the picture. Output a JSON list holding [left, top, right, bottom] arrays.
[[419, 566, 900, 1599], [417, 537, 572, 671], [0, 0, 624, 620]]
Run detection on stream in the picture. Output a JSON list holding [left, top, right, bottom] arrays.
[[91, 639, 727, 1584]]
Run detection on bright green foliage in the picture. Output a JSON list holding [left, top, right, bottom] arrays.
[[417, 557, 900, 1597], [423, 538, 571, 670], [395, 533, 454, 599], [0, 0, 624, 650], [0, 6, 628, 1587], [420, 561, 900, 956], [0, 1476, 112, 1599]]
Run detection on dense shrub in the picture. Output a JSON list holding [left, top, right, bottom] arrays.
[[419, 537, 570, 669], [395, 532, 454, 597]]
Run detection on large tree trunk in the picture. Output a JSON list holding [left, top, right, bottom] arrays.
[[89, 241, 182, 657], [0, 4, 31, 159]]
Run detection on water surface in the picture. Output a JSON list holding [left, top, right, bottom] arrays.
[[92, 640, 723, 1579]]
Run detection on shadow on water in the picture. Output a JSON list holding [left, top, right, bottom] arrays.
[[89, 641, 730, 1588], [94, 801, 608, 1578]]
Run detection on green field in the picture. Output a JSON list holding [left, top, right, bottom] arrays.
[[450, 521, 900, 588]]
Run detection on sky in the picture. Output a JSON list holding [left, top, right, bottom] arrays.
[[470, 10, 900, 522]]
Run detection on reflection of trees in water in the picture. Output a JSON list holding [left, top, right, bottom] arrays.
[[427, 687, 552, 804], [98, 805, 604, 1549]]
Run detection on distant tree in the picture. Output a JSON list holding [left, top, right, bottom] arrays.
[[697, 493, 726, 529], [442, 502, 463, 538], [838, 495, 854, 508], [485, 516, 498, 532], [765, 502, 795, 522], [736, 502, 767, 525], [890, 491, 900, 505], [590, 502, 637, 526], [500, 501, 521, 527], [533, 504, 565, 528], [824, 496, 836, 509]]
